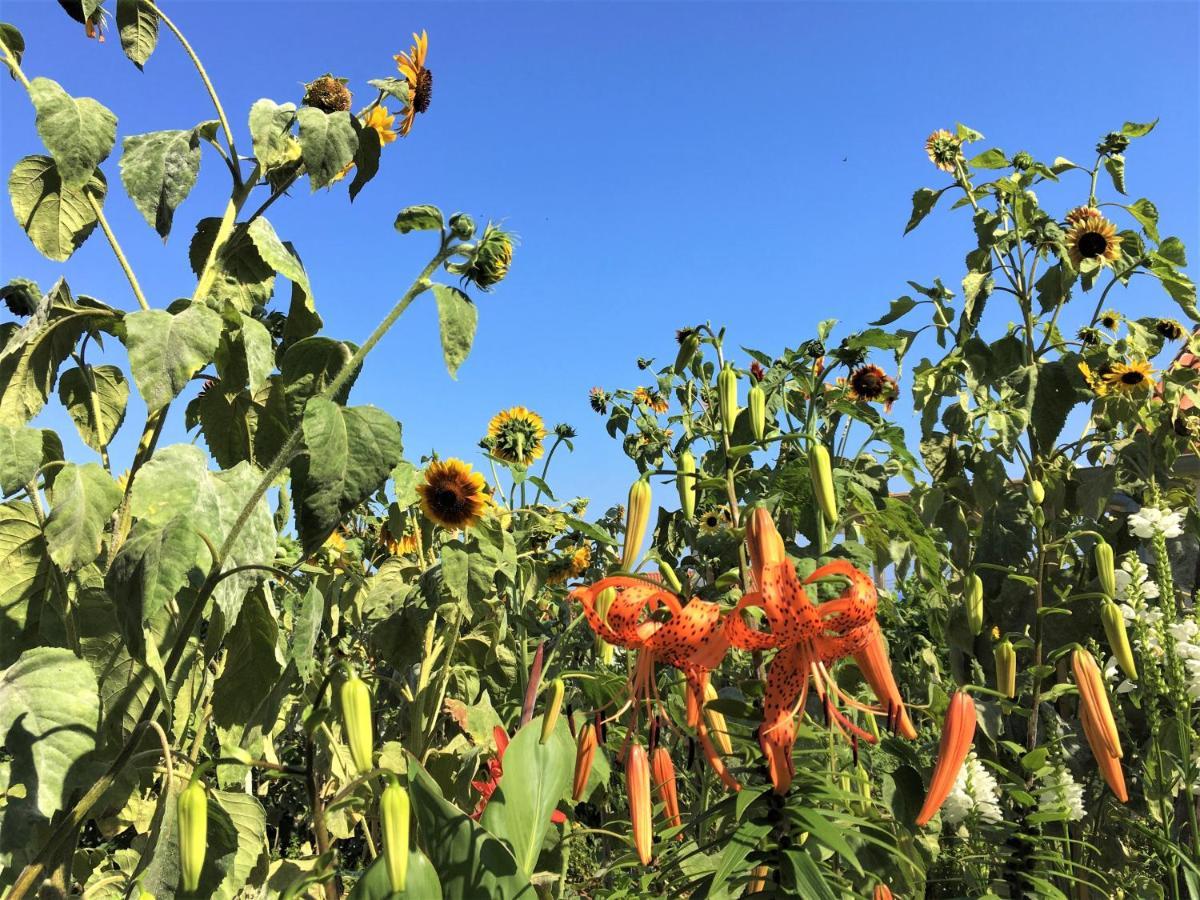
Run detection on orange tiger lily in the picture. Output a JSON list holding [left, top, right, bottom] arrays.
[[1073, 648, 1128, 802], [727, 508, 915, 793], [915, 691, 976, 826]]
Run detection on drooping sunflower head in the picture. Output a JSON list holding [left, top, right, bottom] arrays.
[[303, 75, 352, 113], [463, 223, 515, 291], [1077, 326, 1103, 347], [1065, 209, 1121, 270], [589, 387, 609, 414], [0, 278, 39, 317], [394, 30, 432, 136], [632, 386, 669, 414], [418, 458, 490, 529], [1078, 361, 1110, 397], [847, 364, 891, 403], [487, 406, 546, 466], [1156, 318, 1186, 341], [925, 129, 963, 173], [1103, 360, 1155, 396], [380, 523, 420, 557], [548, 544, 592, 585], [365, 105, 398, 145]]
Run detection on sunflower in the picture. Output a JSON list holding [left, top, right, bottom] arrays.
[[632, 387, 669, 414], [381, 523, 420, 557], [925, 129, 962, 173], [487, 406, 546, 466], [698, 507, 732, 535], [418, 458, 490, 529], [847, 365, 892, 403], [365, 105, 398, 145], [1102, 360, 1155, 395], [589, 387, 609, 414], [394, 30, 432, 137], [548, 544, 591, 585], [1077, 326, 1102, 347], [1065, 209, 1121, 270], [1078, 361, 1109, 397], [1156, 318, 1186, 341], [1098, 309, 1121, 331]]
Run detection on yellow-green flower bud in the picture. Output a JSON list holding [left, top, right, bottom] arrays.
[[464, 223, 514, 291], [178, 778, 208, 893], [748, 384, 766, 442], [541, 678, 565, 743], [1028, 479, 1045, 505], [676, 450, 696, 520], [965, 572, 984, 636], [674, 329, 701, 374], [621, 477, 652, 570], [448, 212, 475, 240], [809, 444, 837, 526], [994, 638, 1016, 698], [718, 364, 738, 435], [339, 672, 374, 774], [380, 779, 410, 893], [1095, 540, 1116, 598], [1102, 599, 1137, 680], [658, 561, 682, 593]]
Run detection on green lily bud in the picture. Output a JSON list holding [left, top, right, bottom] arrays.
[[541, 678, 565, 743], [809, 444, 837, 526], [178, 778, 208, 893], [1095, 540, 1116, 598], [339, 672, 374, 774], [1102, 600, 1137, 680], [965, 572, 984, 636], [676, 450, 696, 520], [1028, 479, 1045, 505], [380, 779, 410, 893], [994, 637, 1016, 698], [718, 364, 738, 435], [748, 385, 766, 442], [621, 477, 652, 570]]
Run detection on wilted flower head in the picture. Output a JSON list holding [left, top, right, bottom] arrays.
[[589, 387, 609, 414], [0, 278, 39, 317], [925, 129, 963, 173], [303, 75, 352, 113], [554, 422, 577, 439], [1156, 318, 1186, 341], [1096, 131, 1130, 157], [1077, 326, 1102, 347], [750, 361, 766, 382]]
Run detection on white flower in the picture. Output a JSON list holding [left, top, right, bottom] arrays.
[[1037, 764, 1085, 821], [1103, 655, 1137, 694], [1128, 506, 1186, 540], [1170, 620, 1200, 700], [941, 753, 1003, 825], [1115, 555, 1159, 601]]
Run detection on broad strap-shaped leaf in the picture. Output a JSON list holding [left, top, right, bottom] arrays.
[[43, 461, 121, 572], [431, 284, 478, 379], [116, 0, 159, 68], [248, 99, 298, 171], [8, 155, 106, 262], [28, 78, 117, 190], [57, 364, 129, 452], [123, 303, 223, 413], [0, 424, 42, 496], [292, 398, 403, 553], [296, 106, 357, 190], [119, 129, 201, 238]]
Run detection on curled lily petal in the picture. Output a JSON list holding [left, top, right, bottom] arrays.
[[851, 621, 917, 740], [915, 691, 976, 826]]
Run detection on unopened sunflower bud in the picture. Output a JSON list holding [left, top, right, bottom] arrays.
[[1028, 479, 1045, 505], [1102, 600, 1137, 680], [541, 678, 565, 743], [718, 364, 739, 435], [339, 672, 374, 774], [621, 477, 652, 570], [448, 212, 475, 240], [572, 723, 599, 801], [965, 572, 984, 636], [178, 778, 208, 893], [464, 223, 514, 290], [674, 329, 701, 373], [627, 742, 653, 865], [748, 384, 766, 441], [676, 450, 696, 520], [380, 779, 410, 893], [994, 637, 1016, 698], [809, 444, 837, 526], [1095, 540, 1116, 598]]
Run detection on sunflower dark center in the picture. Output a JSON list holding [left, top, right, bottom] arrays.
[[415, 69, 433, 114], [852, 369, 885, 397], [1078, 232, 1109, 258], [1121, 371, 1145, 385], [432, 486, 466, 513]]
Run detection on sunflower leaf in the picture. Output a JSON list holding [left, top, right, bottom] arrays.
[[122, 303, 223, 413], [28, 78, 117, 190], [8, 155, 106, 262], [295, 107, 357, 190], [0, 23, 25, 68], [394, 204, 443, 234], [119, 129, 201, 238], [1104, 155, 1126, 195], [431, 284, 477, 378], [116, 0, 158, 68], [57, 364, 128, 452], [904, 187, 944, 235]]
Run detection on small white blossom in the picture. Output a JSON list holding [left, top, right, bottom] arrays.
[[1115, 556, 1159, 601], [1103, 655, 1137, 694], [941, 753, 1003, 825], [1170, 620, 1200, 700], [1037, 764, 1085, 821], [1127, 506, 1186, 540]]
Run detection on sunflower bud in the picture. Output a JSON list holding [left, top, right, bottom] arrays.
[[994, 637, 1016, 698], [809, 444, 837, 526], [594, 587, 616, 664], [650, 746, 682, 832], [1095, 540, 1116, 598], [1102, 600, 1137, 680], [676, 450, 696, 520], [448, 212, 475, 240], [541, 678, 565, 743], [718, 364, 739, 435], [178, 778, 208, 893], [674, 329, 701, 373], [1028, 479, 1045, 505], [964, 572, 984, 636], [915, 691, 976, 826], [463, 223, 514, 291], [748, 384, 766, 441], [339, 672, 374, 774], [303, 74, 352, 113], [621, 477, 652, 570], [627, 742, 653, 865], [380, 779, 410, 893], [572, 723, 599, 801]]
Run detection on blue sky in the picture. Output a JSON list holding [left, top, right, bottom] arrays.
[[2, 1, 1197, 513]]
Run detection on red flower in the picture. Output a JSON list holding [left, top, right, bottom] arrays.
[[472, 725, 567, 823]]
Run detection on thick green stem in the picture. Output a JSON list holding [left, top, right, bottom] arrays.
[[86, 191, 150, 311]]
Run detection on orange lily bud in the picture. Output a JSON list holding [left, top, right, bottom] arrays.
[[748, 864, 770, 893], [852, 622, 918, 739], [746, 505, 786, 578], [915, 691, 976, 826], [572, 723, 599, 801], [1079, 694, 1129, 803], [627, 742, 653, 865], [874, 885, 895, 900], [685, 681, 700, 729], [1072, 648, 1122, 760], [650, 746, 682, 833]]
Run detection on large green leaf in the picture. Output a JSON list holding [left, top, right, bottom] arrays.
[[431, 285, 478, 379], [123, 303, 223, 413], [210, 789, 268, 900], [479, 717, 572, 876], [248, 99, 298, 171], [188, 218, 276, 313], [405, 752, 534, 900], [255, 337, 357, 461], [286, 583, 323, 683], [245, 217, 311, 297], [8, 155, 106, 261], [188, 382, 259, 469], [292, 398, 403, 553], [57, 364, 129, 452], [296, 107, 357, 189], [213, 309, 273, 395], [0, 502, 54, 669], [116, 0, 159, 68], [0, 424, 42, 496], [210, 589, 283, 743], [43, 461, 121, 572], [0, 647, 99, 866], [119, 129, 201, 238], [348, 848, 443, 899], [28, 77, 117, 190]]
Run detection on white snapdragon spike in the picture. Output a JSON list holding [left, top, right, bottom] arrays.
[[941, 753, 1003, 825], [1103, 655, 1137, 694], [1127, 506, 1186, 540], [1169, 620, 1200, 700], [1037, 764, 1085, 821], [1115, 555, 1159, 601]]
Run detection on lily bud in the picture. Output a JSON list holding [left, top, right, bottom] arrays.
[[703, 681, 733, 757], [594, 587, 616, 665], [965, 572, 984, 636], [809, 444, 837, 526], [718, 364, 739, 435], [178, 778, 208, 893], [676, 450, 697, 520], [748, 384, 767, 441], [380, 779, 410, 893], [1028, 479, 1046, 505], [1074, 647, 1128, 802], [339, 672, 374, 774], [621, 477, 652, 570], [1095, 539, 1116, 598], [541, 678, 565, 743], [658, 561, 683, 594], [915, 691, 976, 826], [748, 865, 770, 893], [1102, 600, 1137, 680], [627, 742, 653, 865], [994, 637, 1016, 698], [650, 746, 682, 832], [874, 886, 895, 900], [572, 723, 599, 801]]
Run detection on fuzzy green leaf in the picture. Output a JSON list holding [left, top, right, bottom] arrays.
[[248, 99, 298, 171], [432, 284, 478, 378], [123, 303, 223, 413], [119, 129, 201, 238], [8, 155, 106, 262], [28, 78, 116, 190], [116, 0, 158, 67], [57, 364, 128, 452], [43, 462, 121, 572], [0, 425, 42, 496], [296, 107, 357, 190], [394, 204, 442, 234]]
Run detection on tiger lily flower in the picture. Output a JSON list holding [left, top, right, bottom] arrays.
[[915, 691, 976, 826], [726, 508, 915, 793], [1072, 647, 1128, 802]]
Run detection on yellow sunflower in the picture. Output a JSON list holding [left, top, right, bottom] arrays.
[[1065, 208, 1121, 270], [632, 386, 669, 413], [698, 507, 731, 535], [847, 364, 892, 403], [381, 523, 420, 557], [487, 406, 546, 466], [365, 105, 398, 145], [925, 129, 962, 173], [1078, 361, 1109, 397], [1102, 360, 1155, 395], [548, 544, 591, 585], [417, 458, 490, 529], [1156, 318, 1186, 341], [1098, 309, 1121, 330], [394, 30, 432, 137]]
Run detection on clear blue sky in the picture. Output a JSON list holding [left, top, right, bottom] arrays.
[[2, 1, 1197, 513]]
